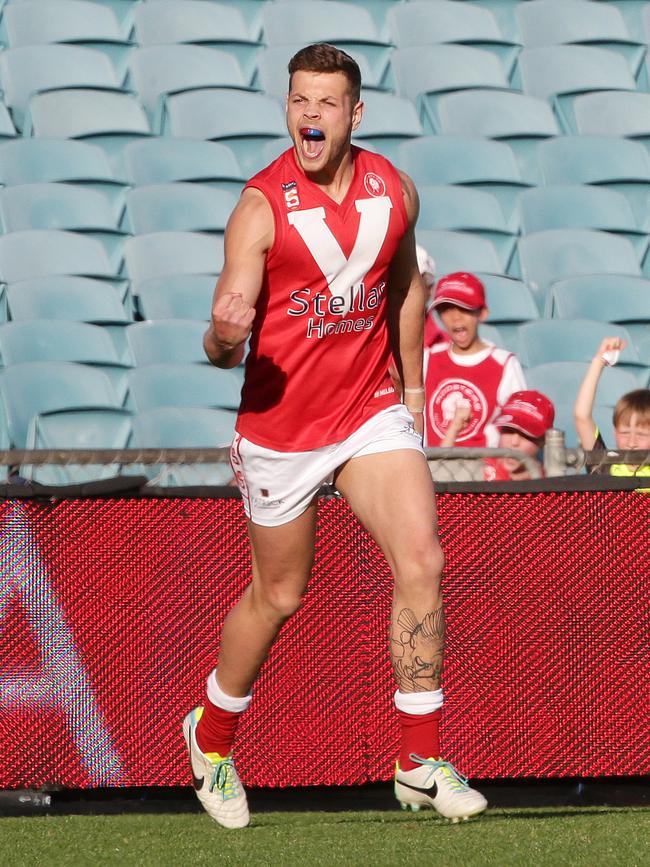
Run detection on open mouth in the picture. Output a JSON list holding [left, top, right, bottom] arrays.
[[300, 126, 326, 160]]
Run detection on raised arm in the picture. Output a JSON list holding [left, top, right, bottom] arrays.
[[387, 171, 427, 431], [574, 336, 627, 449], [203, 188, 274, 368]]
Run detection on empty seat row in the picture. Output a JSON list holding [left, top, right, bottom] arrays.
[[0, 360, 242, 444], [0, 355, 630, 481]]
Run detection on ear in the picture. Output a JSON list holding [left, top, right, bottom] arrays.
[[351, 100, 364, 132], [479, 307, 489, 322]]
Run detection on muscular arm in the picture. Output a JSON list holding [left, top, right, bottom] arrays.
[[387, 171, 427, 428], [203, 188, 274, 368]]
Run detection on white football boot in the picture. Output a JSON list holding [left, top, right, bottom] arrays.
[[395, 755, 487, 822], [183, 707, 250, 829]]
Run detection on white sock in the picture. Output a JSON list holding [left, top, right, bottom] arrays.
[[206, 669, 252, 714], [394, 688, 444, 716]]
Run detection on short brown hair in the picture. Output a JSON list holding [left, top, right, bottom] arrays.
[[613, 388, 650, 428], [288, 43, 362, 103]]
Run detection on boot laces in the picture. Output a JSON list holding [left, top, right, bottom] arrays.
[[409, 754, 470, 792]]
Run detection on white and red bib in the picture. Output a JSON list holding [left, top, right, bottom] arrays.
[[424, 342, 522, 447], [236, 146, 408, 451]]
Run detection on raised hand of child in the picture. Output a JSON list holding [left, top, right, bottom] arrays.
[[596, 336, 627, 367]]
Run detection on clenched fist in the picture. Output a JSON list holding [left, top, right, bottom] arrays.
[[211, 292, 256, 350]]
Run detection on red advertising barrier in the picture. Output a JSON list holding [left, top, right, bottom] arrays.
[[0, 491, 648, 790]]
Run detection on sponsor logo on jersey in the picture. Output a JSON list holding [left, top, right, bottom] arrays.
[[287, 196, 393, 337], [363, 172, 386, 197], [282, 180, 300, 209], [428, 379, 487, 442], [286, 281, 385, 339]]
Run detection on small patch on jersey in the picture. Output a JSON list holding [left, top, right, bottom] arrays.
[[364, 172, 386, 197], [282, 180, 300, 210]]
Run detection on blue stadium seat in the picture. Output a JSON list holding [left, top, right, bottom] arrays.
[[536, 135, 650, 185], [261, 1, 392, 84], [551, 400, 616, 448], [461, 0, 523, 42], [161, 88, 286, 175], [125, 184, 237, 234], [481, 273, 539, 350], [547, 274, 650, 343], [24, 406, 134, 486], [525, 360, 638, 410], [516, 0, 644, 75], [128, 45, 252, 131], [0, 319, 131, 400], [516, 229, 641, 308], [535, 136, 650, 225], [0, 139, 127, 213], [397, 136, 528, 226], [0, 183, 127, 269], [352, 91, 423, 160], [0, 0, 133, 81], [388, 0, 520, 75], [516, 319, 646, 380], [391, 43, 509, 102], [476, 321, 505, 347], [254, 45, 386, 100], [415, 229, 504, 276], [133, 1, 260, 83], [513, 45, 636, 131], [124, 232, 224, 284], [417, 185, 515, 270], [127, 363, 242, 412], [428, 89, 559, 178], [122, 139, 245, 195], [0, 45, 124, 133], [136, 275, 215, 321], [569, 91, 650, 139], [633, 333, 650, 367], [5, 275, 133, 359], [126, 320, 210, 365], [250, 136, 295, 174], [130, 406, 236, 486], [24, 89, 152, 164], [514, 45, 635, 101], [517, 185, 647, 258], [0, 360, 122, 447], [0, 229, 118, 284]]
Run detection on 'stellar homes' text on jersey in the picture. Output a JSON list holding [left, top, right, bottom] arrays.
[[236, 146, 409, 452]]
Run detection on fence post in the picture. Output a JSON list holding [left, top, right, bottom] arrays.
[[544, 428, 567, 477]]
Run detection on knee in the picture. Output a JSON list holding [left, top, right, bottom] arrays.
[[394, 541, 445, 594], [256, 581, 305, 624]]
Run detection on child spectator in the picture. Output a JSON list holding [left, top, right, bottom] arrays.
[[483, 390, 555, 481], [574, 337, 650, 478], [424, 272, 526, 447]]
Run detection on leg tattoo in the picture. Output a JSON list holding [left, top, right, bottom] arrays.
[[391, 606, 445, 692]]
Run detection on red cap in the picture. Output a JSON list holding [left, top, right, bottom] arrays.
[[494, 390, 555, 439], [432, 272, 486, 311]]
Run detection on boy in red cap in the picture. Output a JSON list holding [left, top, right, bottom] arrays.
[[423, 272, 526, 448], [483, 390, 555, 480]]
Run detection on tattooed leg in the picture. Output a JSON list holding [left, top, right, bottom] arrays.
[[390, 605, 445, 692]]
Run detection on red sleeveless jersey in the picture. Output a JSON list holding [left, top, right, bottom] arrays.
[[236, 146, 408, 451], [424, 343, 514, 447]]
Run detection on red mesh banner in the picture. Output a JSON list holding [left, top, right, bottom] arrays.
[[0, 492, 648, 790]]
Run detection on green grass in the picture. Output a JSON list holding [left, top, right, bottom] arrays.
[[2, 807, 649, 867]]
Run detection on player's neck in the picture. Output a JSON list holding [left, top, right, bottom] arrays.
[[449, 338, 489, 357], [300, 148, 355, 204]]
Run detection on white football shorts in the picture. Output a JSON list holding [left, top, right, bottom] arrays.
[[230, 404, 424, 527]]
